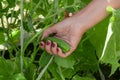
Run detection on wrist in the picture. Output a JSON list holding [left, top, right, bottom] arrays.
[[73, 0, 109, 30], [108, 0, 120, 9]]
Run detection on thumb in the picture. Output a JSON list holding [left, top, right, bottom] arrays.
[[41, 27, 57, 40]]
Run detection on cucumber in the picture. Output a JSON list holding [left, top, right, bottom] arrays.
[[43, 37, 70, 53]]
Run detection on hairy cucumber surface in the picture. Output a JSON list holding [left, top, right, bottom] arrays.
[[43, 37, 70, 53]]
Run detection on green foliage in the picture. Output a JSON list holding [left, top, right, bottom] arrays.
[[0, 57, 26, 80], [0, 28, 5, 44], [100, 8, 120, 75], [0, 0, 120, 80], [72, 75, 96, 80], [39, 52, 52, 67], [54, 56, 75, 69], [87, 8, 120, 76], [13, 73, 27, 80], [73, 39, 98, 72]]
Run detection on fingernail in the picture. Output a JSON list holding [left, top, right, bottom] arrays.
[[46, 41, 50, 45], [57, 48, 59, 52], [52, 43, 55, 47], [40, 42, 43, 46]]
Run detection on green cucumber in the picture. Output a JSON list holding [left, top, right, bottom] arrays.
[[43, 37, 70, 53]]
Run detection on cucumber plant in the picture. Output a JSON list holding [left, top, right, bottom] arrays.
[[0, 0, 120, 80]]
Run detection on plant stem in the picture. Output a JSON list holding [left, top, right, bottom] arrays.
[[98, 66, 105, 80], [23, 24, 52, 53], [31, 46, 39, 62], [20, 0, 24, 73], [36, 55, 54, 80], [31, 0, 41, 16], [58, 66, 65, 80]]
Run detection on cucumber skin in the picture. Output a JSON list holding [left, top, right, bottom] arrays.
[[43, 37, 70, 53]]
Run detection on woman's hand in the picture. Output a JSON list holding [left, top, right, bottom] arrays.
[[40, 15, 87, 58], [39, 0, 120, 58]]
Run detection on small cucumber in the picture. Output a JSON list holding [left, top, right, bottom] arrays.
[[43, 37, 70, 53]]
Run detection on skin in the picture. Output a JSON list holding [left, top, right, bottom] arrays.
[[40, 0, 120, 58]]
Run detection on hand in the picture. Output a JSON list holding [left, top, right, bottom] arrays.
[[40, 15, 87, 58], [39, 0, 119, 58]]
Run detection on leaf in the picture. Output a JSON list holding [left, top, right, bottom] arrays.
[[72, 75, 96, 80], [54, 55, 75, 69], [0, 31, 5, 44], [87, 8, 120, 75], [81, 0, 92, 4], [39, 51, 52, 67], [33, 0, 40, 4], [40, 70, 51, 80], [23, 57, 37, 80], [48, 62, 62, 80], [116, 50, 120, 60], [27, 15, 34, 32], [0, 57, 14, 75], [0, 2, 2, 10], [87, 17, 109, 58], [6, 0, 15, 8], [8, 28, 20, 43], [62, 68, 76, 78], [73, 39, 98, 73], [49, 58, 76, 79], [100, 9, 120, 75], [113, 9, 120, 51], [67, 0, 74, 5], [99, 22, 113, 60], [13, 73, 27, 80], [0, 57, 20, 80]]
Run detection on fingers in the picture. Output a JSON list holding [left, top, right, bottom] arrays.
[[45, 40, 53, 54], [51, 42, 58, 55], [39, 41, 45, 49], [40, 41, 75, 58], [57, 47, 75, 58], [40, 41, 59, 55]]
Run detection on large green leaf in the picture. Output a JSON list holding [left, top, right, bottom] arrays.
[[0, 57, 14, 75], [0, 57, 21, 80], [87, 8, 120, 75], [113, 9, 120, 51], [100, 9, 120, 75], [73, 39, 98, 73], [87, 17, 109, 58], [98, 9, 120, 75]]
